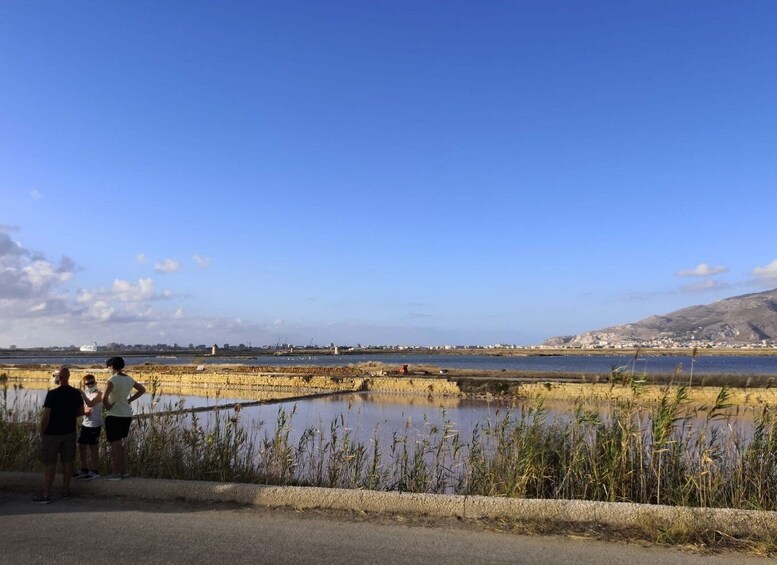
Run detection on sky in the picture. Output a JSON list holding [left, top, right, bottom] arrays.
[[1, 1, 777, 348]]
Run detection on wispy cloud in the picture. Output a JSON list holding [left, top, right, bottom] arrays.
[[679, 279, 729, 293], [407, 312, 433, 319], [30, 190, 42, 200], [135, 252, 147, 264], [676, 263, 728, 277], [154, 259, 182, 273], [192, 255, 211, 268], [752, 259, 777, 282]]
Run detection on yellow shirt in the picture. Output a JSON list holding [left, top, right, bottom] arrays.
[[106, 373, 135, 417]]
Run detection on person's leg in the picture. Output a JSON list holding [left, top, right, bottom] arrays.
[[78, 443, 88, 473], [105, 417, 121, 475], [121, 438, 129, 476], [42, 464, 56, 497], [62, 460, 74, 490], [61, 432, 77, 491], [110, 440, 123, 474], [88, 443, 100, 473], [116, 419, 131, 476], [37, 435, 57, 500], [119, 439, 127, 475]]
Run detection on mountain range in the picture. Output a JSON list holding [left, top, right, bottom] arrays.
[[544, 288, 777, 347]]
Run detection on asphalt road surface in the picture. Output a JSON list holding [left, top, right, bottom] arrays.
[[0, 491, 767, 564]]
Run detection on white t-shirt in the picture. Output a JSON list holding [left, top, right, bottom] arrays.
[[82, 389, 103, 427]]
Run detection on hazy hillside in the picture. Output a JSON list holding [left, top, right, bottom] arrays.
[[545, 288, 777, 347]]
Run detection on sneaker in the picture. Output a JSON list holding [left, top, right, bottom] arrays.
[[62, 489, 72, 500], [32, 495, 51, 504], [120, 472, 130, 479], [106, 474, 122, 481], [82, 471, 100, 481], [72, 470, 88, 478]]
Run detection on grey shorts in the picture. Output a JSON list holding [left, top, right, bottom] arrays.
[[40, 432, 77, 466]]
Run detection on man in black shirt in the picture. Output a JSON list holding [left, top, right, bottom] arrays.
[[34, 366, 85, 503]]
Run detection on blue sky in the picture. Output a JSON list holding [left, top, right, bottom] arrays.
[[1, 2, 776, 348]]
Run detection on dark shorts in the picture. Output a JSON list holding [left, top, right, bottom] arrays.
[[78, 425, 102, 445], [105, 416, 132, 442], [40, 432, 77, 466]]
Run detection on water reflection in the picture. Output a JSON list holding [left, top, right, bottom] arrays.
[[3, 383, 765, 445], [1, 384, 292, 415]]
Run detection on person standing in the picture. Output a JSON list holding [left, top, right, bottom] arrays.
[[73, 373, 102, 480], [102, 357, 145, 480], [34, 366, 84, 504]]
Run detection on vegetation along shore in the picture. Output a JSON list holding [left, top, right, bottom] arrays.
[[5, 358, 777, 552]]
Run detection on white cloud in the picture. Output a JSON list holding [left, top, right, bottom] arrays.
[[23, 259, 73, 289], [154, 259, 182, 273], [0, 228, 77, 302], [135, 253, 147, 263], [192, 255, 211, 268], [87, 300, 115, 321], [0, 227, 260, 347], [76, 277, 174, 306], [110, 278, 156, 302], [30, 190, 42, 200], [753, 259, 777, 281], [676, 263, 728, 277]]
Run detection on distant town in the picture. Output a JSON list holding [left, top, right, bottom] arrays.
[[1, 338, 776, 356]]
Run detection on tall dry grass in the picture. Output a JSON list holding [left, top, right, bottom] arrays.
[[3, 379, 777, 510]]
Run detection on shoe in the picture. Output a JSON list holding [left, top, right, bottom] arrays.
[[32, 495, 51, 504], [72, 470, 88, 478], [106, 474, 122, 481], [62, 489, 72, 500], [120, 472, 130, 479], [82, 471, 100, 481]]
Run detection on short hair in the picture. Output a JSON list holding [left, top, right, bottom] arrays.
[[106, 356, 125, 370], [56, 366, 70, 379]]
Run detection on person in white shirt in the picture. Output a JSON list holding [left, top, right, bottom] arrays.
[[73, 374, 103, 480], [102, 357, 146, 480]]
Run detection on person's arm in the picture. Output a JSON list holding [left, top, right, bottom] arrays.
[[40, 407, 51, 435], [82, 390, 102, 408], [128, 381, 146, 403], [102, 381, 114, 411]]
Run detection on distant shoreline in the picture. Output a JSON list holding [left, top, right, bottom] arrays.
[[2, 346, 777, 358]]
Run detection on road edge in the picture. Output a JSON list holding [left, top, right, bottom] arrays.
[[2, 471, 775, 538]]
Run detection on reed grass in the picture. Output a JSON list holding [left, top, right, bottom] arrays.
[[4, 380, 777, 511]]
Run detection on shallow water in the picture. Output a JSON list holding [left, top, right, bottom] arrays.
[[2, 386, 252, 415], [3, 385, 762, 446], [3, 352, 777, 375]]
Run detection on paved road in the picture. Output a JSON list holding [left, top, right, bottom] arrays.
[[0, 491, 766, 564]]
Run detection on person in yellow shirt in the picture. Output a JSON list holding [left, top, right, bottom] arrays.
[[102, 357, 146, 480]]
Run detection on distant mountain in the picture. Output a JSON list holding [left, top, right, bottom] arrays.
[[544, 288, 777, 347]]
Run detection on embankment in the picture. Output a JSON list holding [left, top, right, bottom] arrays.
[[0, 365, 461, 397], [4, 364, 777, 406]]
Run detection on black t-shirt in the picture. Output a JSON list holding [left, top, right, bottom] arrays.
[[43, 386, 83, 435]]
